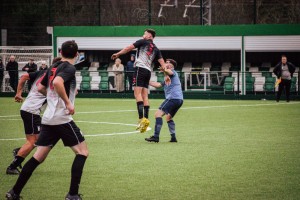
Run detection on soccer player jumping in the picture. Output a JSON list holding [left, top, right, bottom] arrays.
[[111, 29, 166, 133]]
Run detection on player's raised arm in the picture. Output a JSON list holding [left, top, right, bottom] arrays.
[[111, 44, 135, 60], [149, 81, 162, 88]]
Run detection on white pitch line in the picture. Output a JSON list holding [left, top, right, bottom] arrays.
[[180, 102, 300, 110], [0, 121, 151, 141], [0, 115, 20, 118], [0, 118, 20, 121], [0, 102, 299, 118]]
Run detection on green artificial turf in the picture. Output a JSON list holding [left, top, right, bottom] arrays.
[[0, 98, 299, 199]]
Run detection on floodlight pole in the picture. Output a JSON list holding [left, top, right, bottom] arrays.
[[200, 0, 203, 25], [148, 0, 152, 25], [253, 0, 257, 24], [183, 0, 211, 25]]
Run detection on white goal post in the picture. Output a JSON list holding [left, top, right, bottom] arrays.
[[0, 46, 53, 92]]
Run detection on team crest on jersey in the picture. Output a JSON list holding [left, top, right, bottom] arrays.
[[146, 43, 154, 57]]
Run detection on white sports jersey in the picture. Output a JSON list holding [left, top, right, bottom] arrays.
[[133, 39, 162, 72], [20, 71, 47, 115], [40, 61, 76, 125]]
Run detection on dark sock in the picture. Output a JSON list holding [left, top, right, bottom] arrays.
[[136, 101, 144, 119], [13, 157, 40, 195], [167, 120, 176, 138], [8, 156, 25, 169], [69, 154, 87, 195], [144, 106, 150, 119], [154, 117, 163, 138]]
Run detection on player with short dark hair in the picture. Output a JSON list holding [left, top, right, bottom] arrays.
[[145, 58, 183, 143], [6, 41, 88, 200], [6, 57, 61, 175], [111, 29, 165, 133]]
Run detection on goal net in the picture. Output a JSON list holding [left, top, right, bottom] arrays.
[[0, 46, 53, 92]]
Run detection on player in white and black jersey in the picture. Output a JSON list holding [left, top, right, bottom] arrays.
[[6, 41, 88, 200], [111, 29, 166, 133], [6, 57, 61, 175]]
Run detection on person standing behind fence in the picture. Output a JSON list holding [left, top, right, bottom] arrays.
[[273, 55, 296, 102], [39, 61, 48, 71], [126, 54, 135, 91], [6, 56, 19, 92], [0, 58, 4, 92], [22, 58, 37, 73], [113, 58, 124, 92]]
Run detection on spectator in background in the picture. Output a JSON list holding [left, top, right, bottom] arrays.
[[273, 55, 296, 102], [6, 55, 19, 92], [79, 52, 85, 61], [22, 59, 37, 91], [22, 58, 37, 73], [112, 58, 124, 92], [39, 61, 48, 71], [0, 58, 4, 92], [126, 54, 135, 91]]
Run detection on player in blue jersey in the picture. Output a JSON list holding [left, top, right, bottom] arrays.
[[146, 59, 183, 143]]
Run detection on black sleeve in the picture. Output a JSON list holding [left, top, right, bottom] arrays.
[[29, 63, 37, 72], [288, 62, 296, 73], [5, 63, 10, 71], [40, 69, 50, 87], [133, 39, 147, 48], [56, 66, 76, 82], [22, 64, 28, 71], [273, 62, 281, 78], [156, 49, 163, 60]]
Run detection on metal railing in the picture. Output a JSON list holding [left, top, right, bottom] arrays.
[[1, 70, 299, 96]]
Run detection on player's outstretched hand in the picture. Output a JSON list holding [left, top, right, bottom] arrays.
[[158, 66, 166, 72], [14, 95, 24, 103], [111, 53, 119, 60]]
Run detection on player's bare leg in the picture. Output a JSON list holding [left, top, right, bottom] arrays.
[[6, 134, 39, 175], [134, 86, 144, 131], [140, 88, 150, 133]]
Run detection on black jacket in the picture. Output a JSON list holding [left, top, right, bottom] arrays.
[[22, 63, 37, 72], [273, 62, 296, 79], [0, 62, 4, 77], [6, 61, 19, 72]]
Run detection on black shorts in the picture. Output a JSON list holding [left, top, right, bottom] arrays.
[[133, 67, 151, 88], [159, 99, 183, 117], [36, 121, 85, 147], [20, 110, 41, 135]]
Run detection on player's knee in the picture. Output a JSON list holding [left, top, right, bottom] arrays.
[[33, 155, 46, 163], [77, 150, 89, 157], [166, 115, 172, 121], [155, 110, 163, 118]]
